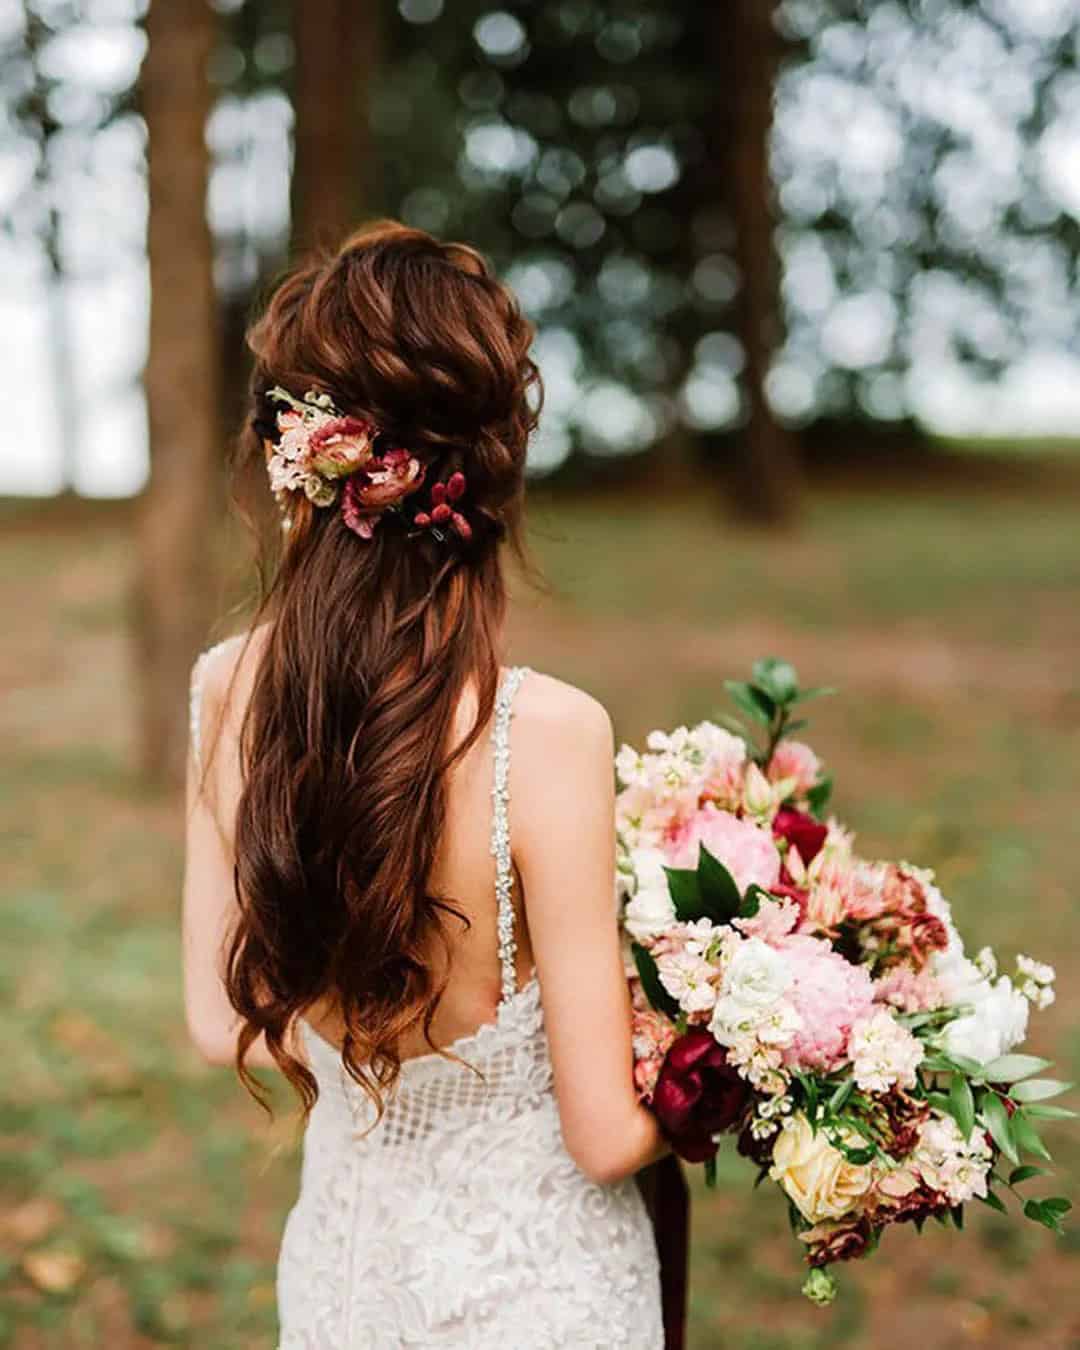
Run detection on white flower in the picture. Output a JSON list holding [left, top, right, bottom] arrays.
[[940, 974, 1029, 1066], [710, 938, 799, 1051], [720, 937, 793, 1012], [754, 1000, 803, 1048], [1016, 954, 1055, 987], [742, 762, 777, 818], [656, 950, 718, 1014], [622, 847, 676, 942], [848, 1008, 924, 1093], [973, 946, 998, 980], [681, 918, 719, 958], [913, 1114, 992, 1205], [615, 744, 649, 789], [688, 720, 745, 762]]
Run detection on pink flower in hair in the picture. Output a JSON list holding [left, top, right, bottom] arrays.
[[307, 417, 377, 478], [341, 449, 426, 538]]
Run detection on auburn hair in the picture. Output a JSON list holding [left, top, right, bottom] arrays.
[[223, 221, 540, 1116]]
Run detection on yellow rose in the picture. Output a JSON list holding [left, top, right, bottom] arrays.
[[769, 1113, 874, 1223]]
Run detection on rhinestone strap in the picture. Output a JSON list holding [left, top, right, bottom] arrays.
[[490, 666, 528, 1004], [189, 650, 210, 777]]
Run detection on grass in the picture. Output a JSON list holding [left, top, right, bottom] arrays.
[[2, 483, 1078, 1348]]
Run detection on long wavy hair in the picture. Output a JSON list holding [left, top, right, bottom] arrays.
[[222, 221, 540, 1116]]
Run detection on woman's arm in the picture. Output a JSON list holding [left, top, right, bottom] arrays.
[[182, 648, 279, 1069], [513, 679, 667, 1185]]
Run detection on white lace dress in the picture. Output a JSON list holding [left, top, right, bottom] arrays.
[[190, 653, 663, 1349]]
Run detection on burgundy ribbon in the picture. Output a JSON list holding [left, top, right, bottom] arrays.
[[638, 1156, 689, 1350]]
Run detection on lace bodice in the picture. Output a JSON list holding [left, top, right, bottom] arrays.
[[189, 652, 663, 1348]]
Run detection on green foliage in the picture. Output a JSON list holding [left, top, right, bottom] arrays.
[[631, 942, 680, 1020]]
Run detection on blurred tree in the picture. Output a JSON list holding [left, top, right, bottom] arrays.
[[716, 0, 802, 521], [20, 3, 80, 491], [372, 1, 800, 519], [135, 0, 220, 786], [292, 0, 381, 252]]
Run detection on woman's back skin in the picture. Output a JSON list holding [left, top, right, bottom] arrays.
[[184, 623, 665, 1182]]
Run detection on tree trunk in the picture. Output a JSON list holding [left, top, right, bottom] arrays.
[[716, 1, 802, 524], [291, 0, 379, 254], [136, 0, 220, 787]]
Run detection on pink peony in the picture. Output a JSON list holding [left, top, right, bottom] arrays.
[[874, 965, 947, 1014], [665, 805, 781, 896], [768, 740, 822, 797], [778, 935, 876, 1073]]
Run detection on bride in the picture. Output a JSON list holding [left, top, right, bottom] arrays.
[[182, 222, 667, 1347]]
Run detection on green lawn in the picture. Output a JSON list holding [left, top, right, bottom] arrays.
[[2, 484, 1078, 1348]]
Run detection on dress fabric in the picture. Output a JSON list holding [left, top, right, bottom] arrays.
[[189, 652, 664, 1349]]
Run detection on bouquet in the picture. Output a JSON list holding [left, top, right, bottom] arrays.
[[617, 658, 1072, 1304]]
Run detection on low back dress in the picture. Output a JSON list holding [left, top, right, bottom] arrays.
[[190, 651, 663, 1349]]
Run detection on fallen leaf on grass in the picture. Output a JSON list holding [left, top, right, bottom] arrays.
[[22, 1248, 86, 1294], [1, 1197, 64, 1246]]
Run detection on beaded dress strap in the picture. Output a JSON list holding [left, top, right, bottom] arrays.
[[490, 666, 529, 1004]]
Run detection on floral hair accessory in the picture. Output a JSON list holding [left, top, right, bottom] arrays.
[[414, 472, 472, 542], [265, 385, 425, 538]]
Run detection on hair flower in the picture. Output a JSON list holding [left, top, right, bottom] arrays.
[[414, 472, 472, 541], [340, 449, 426, 538]]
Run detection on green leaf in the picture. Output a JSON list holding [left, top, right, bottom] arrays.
[[1021, 1104, 1078, 1121], [724, 680, 774, 727], [1009, 1165, 1050, 1185], [1011, 1111, 1052, 1161], [696, 846, 742, 922], [1043, 1196, 1072, 1216], [1010, 1079, 1073, 1103], [751, 658, 800, 705], [663, 866, 704, 923], [704, 1156, 718, 1188], [805, 773, 833, 818], [946, 1053, 987, 1078], [981, 1093, 1019, 1164], [828, 1078, 855, 1115], [948, 1074, 976, 1141], [981, 1054, 1053, 1083], [782, 718, 809, 736], [630, 943, 680, 1021], [794, 1072, 819, 1119], [980, 1190, 1008, 1215], [926, 1091, 952, 1114], [739, 885, 767, 919], [791, 686, 836, 705], [714, 714, 749, 741], [950, 1205, 965, 1231], [1024, 1199, 1066, 1234]]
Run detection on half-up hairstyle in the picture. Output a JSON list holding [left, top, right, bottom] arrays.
[[223, 221, 541, 1116]]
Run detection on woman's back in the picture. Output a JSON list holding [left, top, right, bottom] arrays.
[[190, 646, 663, 1348], [181, 222, 666, 1348]]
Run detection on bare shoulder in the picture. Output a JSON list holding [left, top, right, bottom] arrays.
[[196, 624, 271, 707], [192, 624, 273, 763], [512, 670, 613, 756]]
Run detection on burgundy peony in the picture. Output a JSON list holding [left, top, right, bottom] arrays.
[[773, 808, 829, 867], [652, 1029, 751, 1163]]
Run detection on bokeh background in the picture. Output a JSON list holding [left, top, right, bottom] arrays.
[[2, 0, 1079, 1346]]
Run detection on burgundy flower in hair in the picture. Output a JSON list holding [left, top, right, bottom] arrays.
[[414, 472, 473, 541], [264, 385, 425, 537], [341, 449, 426, 539]]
